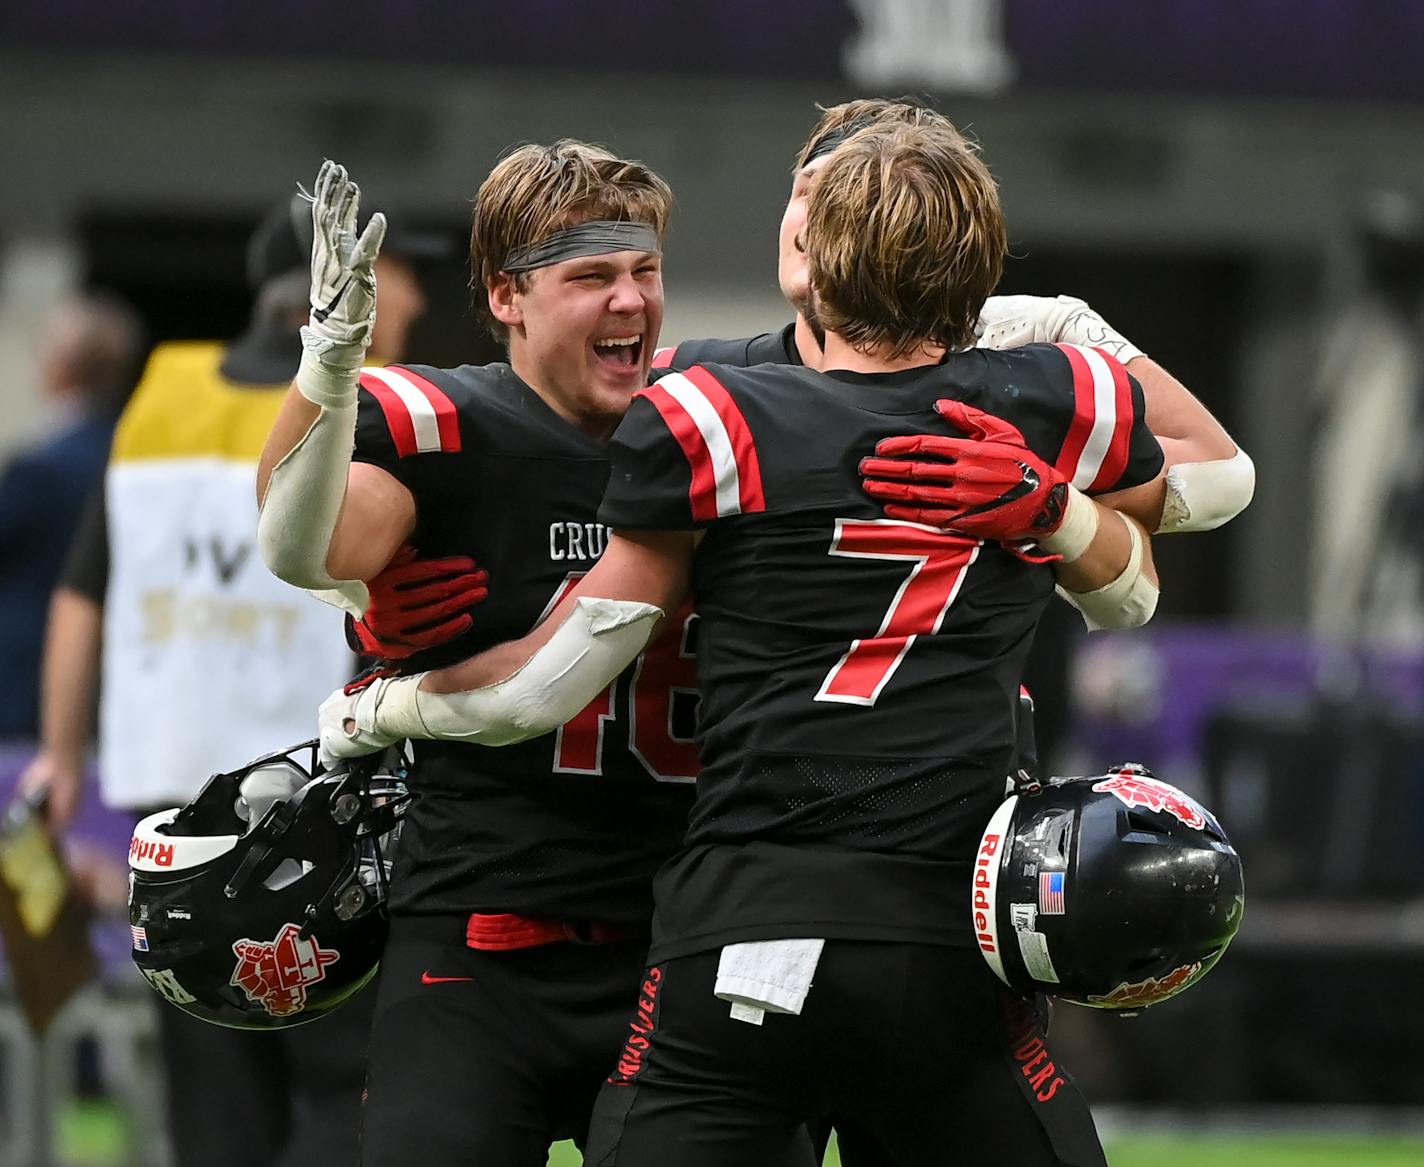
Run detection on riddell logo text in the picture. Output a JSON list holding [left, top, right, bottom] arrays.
[[609, 967, 663, 1085], [973, 832, 1000, 955], [130, 838, 175, 867], [1003, 999, 1065, 1102]]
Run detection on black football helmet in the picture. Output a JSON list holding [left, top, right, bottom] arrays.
[[128, 741, 410, 1029], [972, 764, 1244, 1012]]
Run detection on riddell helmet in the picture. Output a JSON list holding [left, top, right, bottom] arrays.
[[128, 741, 410, 1030], [972, 764, 1244, 1012]]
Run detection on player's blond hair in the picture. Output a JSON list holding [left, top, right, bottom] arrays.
[[470, 139, 674, 342], [805, 121, 1006, 358]]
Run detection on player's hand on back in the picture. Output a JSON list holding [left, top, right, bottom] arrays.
[[348, 545, 490, 661], [860, 400, 1071, 551], [975, 294, 1144, 366]]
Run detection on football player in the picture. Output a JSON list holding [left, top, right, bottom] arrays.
[[321, 119, 1162, 1166], [656, 96, 1252, 540], [256, 146, 694, 1167]]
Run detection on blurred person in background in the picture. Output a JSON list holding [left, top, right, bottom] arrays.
[[1311, 187, 1424, 651], [18, 191, 430, 1167], [0, 291, 142, 740], [257, 148, 686, 1167]]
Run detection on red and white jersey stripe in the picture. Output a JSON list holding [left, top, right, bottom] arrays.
[[358, 366, 462, 457], [1052, 344, 1134, 494], [650, 344, 679, 368], [639, 366, 766, 521]]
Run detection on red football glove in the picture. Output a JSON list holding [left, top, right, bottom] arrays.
[[349, 546, 489, 661], [860, 400, 1070, 546]]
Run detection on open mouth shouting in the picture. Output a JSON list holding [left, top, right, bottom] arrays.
[[592, 333, 644, 377]]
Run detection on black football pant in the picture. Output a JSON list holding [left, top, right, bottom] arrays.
[[156, 976, 373, 1167], [359, 914, 651, 1167], [584, 940, 1107, 1167]]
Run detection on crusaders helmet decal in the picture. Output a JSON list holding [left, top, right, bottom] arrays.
[[1091, 765, 1206, 830], [230, 923, 341, 1017], [1086, 961, 1206, 1009]]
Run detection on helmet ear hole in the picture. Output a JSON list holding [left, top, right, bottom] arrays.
[[1124, 809, 1175, 836], [261, 858, 316, 891]]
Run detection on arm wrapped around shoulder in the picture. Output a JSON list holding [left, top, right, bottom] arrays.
[[318, 597, 664, 761], [1156, 447, 1255, 534], [1057, 514, 1159, 631]]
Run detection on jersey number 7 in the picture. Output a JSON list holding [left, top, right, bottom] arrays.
[[816, 518, 979, 707]]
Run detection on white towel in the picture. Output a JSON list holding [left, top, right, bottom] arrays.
[[715, 938, 825, 1024]]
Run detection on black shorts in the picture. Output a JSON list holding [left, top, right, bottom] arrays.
[[584, 940, 1107, 1167], [360, 914, 650, 1167]]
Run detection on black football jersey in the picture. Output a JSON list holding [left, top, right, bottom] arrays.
[[352, 363, 696, 925], [598, 344, 1163, 957], [650, 324, 800, 374]]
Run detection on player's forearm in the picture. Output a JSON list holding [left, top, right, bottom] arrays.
[[1130, 357, 1236, 464], [1054, 501, 1155, 593], [256, 380, 365, 605], [321, 532, 694, 759], [256, 385, 323, 504], [347, 598, 663, 747], [1130, 357, 1255, 533], [37, 586, 103, 764], [1044, 490, 1158, 631]]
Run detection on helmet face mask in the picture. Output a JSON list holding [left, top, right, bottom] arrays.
[[973, 764, 1245, 1014], [129, 741, 410, 1029]]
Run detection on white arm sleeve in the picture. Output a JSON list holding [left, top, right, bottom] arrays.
[[255, 389, 368, 618], [357, 597, 664, 746], [1155, 447, 1256, 534], [1056, 515, 1159, 631]]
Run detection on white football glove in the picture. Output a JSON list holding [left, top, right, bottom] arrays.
[[297, 160, 387, 407], [975, 294, 1145, 365], [318, 680, 404, 766]]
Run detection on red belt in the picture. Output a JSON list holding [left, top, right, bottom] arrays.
[[465, 912, 644, 951]]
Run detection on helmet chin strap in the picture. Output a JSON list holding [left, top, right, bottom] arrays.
[[223, 798, 302, 900]]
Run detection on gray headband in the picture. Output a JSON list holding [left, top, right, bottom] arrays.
[[503, 221, 661, 273], [803, 117, 877, 164]]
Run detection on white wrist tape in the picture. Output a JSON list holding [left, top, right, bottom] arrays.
[[256, 400, 369, 618], [1058, 515, 1158, 631], [1034, 485, 1099, 563], [364, 597, 664, 746], [295, 342, 362, 411], [1156, 447, 1255, 534]]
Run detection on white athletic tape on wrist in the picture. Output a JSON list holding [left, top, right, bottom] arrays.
[[1156, 447, 1255, 534], [256, 403, 369, 617], [294, 343, 361, 410], [1034, 485, 1099, 563], [364, 597, 664, 746], [1058, 515, 1158, 631]]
